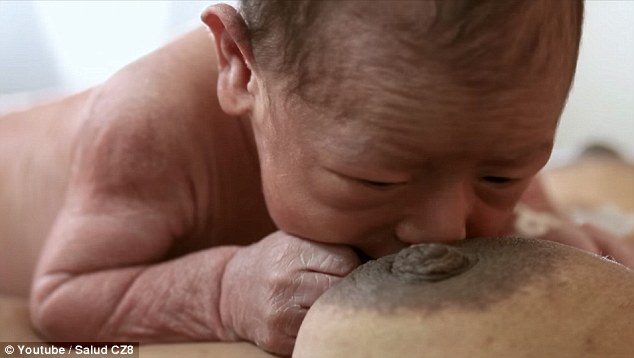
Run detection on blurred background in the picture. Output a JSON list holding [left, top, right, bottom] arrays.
[[0, 0, 632, 164]]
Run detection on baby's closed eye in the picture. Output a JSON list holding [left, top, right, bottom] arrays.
[[481, 176, 516, 185], [355, 178, 408, 190]]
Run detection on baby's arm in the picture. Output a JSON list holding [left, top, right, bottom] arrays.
[[33, 201, 357, 354], [29, 54, 238, 342], [32, 212, 239, 342]]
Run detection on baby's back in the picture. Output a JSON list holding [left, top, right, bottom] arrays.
[[0, 91, 86, 295]]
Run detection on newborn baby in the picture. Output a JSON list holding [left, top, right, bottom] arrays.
[[4, 1, 632, 355], [294, 237, 634, 358]]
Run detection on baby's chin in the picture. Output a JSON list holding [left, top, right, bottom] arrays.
[[294, 237, 634, 358]]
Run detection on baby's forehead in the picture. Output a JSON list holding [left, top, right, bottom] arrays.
[[290, 65, 561, 135], [289, 84, 557, 170], [276, 0, 580, 110]]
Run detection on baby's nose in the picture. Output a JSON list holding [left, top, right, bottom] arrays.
[[395, 196, 468, 244], [396, 220, 467, 245]]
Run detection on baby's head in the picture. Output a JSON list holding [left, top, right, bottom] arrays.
[[203, 1, 584, 257]]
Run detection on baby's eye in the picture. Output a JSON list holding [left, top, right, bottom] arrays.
[[326, 168, 408, 191], [481, 176, 515, 185], [350, 176, 409, 190], [358, 179, 402, 189]]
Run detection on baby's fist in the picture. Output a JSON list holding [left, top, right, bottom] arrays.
[[219, 231, 361, 356]]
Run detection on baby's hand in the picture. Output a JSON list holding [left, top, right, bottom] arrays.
[[219, 231, 361, 356]]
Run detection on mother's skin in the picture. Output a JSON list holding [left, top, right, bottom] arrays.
[[294, 237, 634, 358]]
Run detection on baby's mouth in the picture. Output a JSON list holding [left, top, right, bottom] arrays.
[[351, 236, 410, 263], [352, 246, 374, 264]]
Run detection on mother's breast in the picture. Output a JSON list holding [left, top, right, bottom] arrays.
[[295, 237, 634, 358]]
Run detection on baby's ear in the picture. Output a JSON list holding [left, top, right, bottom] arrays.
[[202, 4, 255, 116]]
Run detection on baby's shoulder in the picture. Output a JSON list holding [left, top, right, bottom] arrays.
[[76, 27, 230, 176]]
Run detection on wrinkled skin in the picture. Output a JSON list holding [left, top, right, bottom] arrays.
[[221, 231, 360, 353]]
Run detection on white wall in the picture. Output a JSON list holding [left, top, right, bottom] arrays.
[[0, 0, 222, 93], [555, 0, 634, 163], [0, 0, 632, 162]]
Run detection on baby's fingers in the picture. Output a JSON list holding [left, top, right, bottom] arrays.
[[292, 272, 342, 308], [257, 304, 307, 354], [279, 306, 308, 338], [253, 327, 297, 357], [296, 241, 361, 276], [279, 272, 341, 339], [252, 303, 306, 355]]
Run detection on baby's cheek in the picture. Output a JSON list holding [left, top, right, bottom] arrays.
[[270, 200, 376, 247], [263, 189, 329, 241], [263, 195, 305, 235]]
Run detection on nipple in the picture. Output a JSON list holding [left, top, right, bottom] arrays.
[[390, 243, 476, 282]]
